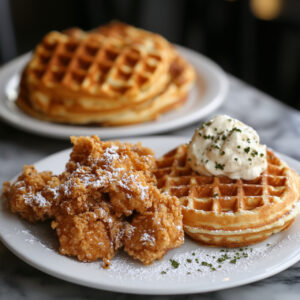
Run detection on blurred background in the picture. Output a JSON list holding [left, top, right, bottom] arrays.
[[1, 0, 300, 110]]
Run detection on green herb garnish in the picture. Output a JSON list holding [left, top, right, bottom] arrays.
[[203, 135, 214, 140], [251, 150, 258, 157], [217, 253, 230, 263], [244, 147, 250, 153], [232, 127, 242, 133], [215, 163, 225, 170], [200, 121, 212, 129], [170, 259, 180, 269]]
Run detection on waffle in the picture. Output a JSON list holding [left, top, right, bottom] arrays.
[[155, 144, 300, 247], [17, 22, 195, 125]]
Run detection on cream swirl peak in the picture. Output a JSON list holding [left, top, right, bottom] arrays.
[[187, 115, 267, 180]]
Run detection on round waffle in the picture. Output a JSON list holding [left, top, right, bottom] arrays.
[[155, 144, 300, 247], [17, 22, 195, 125]]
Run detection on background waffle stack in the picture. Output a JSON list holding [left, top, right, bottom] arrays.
[[17, 22, 196, 125], [155, 144, 300, 247]]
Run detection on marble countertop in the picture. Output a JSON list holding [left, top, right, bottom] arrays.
[[1, 77, 300, 299]]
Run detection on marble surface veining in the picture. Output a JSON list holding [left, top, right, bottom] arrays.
[[1, 76, 300, 300]]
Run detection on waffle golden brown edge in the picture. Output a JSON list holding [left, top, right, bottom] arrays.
[[155, 115, 300, 247], [16, 22, 196, 126]]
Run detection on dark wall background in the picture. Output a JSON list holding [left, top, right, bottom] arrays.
[[1, 0, 300, 109]]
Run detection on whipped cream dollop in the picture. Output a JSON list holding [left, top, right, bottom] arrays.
[[187, 115, 267, 180]]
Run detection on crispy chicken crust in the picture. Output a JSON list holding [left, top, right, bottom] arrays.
[[3, 165, 60, 222], [3, 136, 184, 266], [52, 202, 124, 267], [123, 187, 183, 264]]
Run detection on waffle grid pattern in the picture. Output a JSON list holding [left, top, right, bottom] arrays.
[[29, 31, 166, 97], [18, 23, 196, 125], [155, 145, 288, 214]]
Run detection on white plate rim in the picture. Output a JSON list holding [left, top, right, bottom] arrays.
[[1, 136, 300, 295], [0, 46, 229, 139]]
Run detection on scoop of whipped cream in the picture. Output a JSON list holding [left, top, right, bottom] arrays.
[[187, 115, 267, 180]]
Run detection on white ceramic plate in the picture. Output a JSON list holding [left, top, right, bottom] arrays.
[[1, 136, 300, 295], [0, 46, 228, 139]]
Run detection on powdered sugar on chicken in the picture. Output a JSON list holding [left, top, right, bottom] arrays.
[[3, 136, 183, 267], [23, 189, 50, 208], [140, 232, 156, 246]]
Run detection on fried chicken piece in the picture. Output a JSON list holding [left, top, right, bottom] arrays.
[[108, 171, 153, 216], [3, 163, 107, 221], [51, 202, 124, 267], [4, 136, 157, 220], [3, 165, 60, 222], [64, 135, 157, 216], [2, 136, 184, 268], [123, 187, 184, 265], [56, 166, 109, 216], [66, 135, 155, 176]]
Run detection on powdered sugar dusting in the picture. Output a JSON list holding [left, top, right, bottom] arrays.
[[46, 186, 60, 200], [56, 145, 150, 202], [61, 178, 78, 197], [23, 188, 51, 208], [13, 227, 56, 252], [140, 232, 156, 246], [118, 173, 149, 200], [136, 180, 149, 200], [99, 146, 120, 167], [93, 231, 300, 282]]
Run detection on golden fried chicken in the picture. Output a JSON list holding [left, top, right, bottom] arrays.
[[123, 187, 184, 265], [52, 202, 124, 267], [65, 135, 157, 216], [108, 171, 153, 216], [3, 165, 60, 222], [55, 167, 108, 216], [2, 136, 184, 267], [67, 135, 155, 176]]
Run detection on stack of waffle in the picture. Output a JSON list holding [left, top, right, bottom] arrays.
[[155, 144, 300, 247], [17, 22, 196, 126]]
